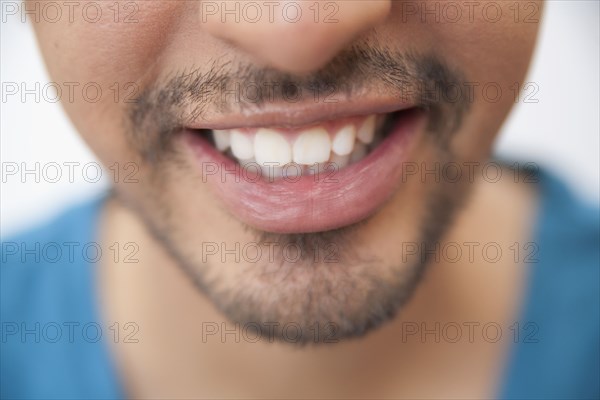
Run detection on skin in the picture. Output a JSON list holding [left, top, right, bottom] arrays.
[[31, 0, 542, 397]]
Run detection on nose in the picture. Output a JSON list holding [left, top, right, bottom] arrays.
[[200, 0, 391, 74]]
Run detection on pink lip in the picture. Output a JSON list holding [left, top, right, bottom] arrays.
[[183, 109, 425, 233], [183, 96, 414, 130]]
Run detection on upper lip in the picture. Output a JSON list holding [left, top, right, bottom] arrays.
[[182, 94, 417, 130]]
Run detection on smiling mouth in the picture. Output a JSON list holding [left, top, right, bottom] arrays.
[[183, 107, 425, 233], [193, 110, 408, 180]]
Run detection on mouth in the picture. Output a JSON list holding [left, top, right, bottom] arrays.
[[183, 107, 425, 233], [207, 112, 399, 179]]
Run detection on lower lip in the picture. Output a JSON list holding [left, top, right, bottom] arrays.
[[184, 109, 425, 233]]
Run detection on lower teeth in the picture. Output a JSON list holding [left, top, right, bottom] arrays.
[[221, 141, 378, 181]]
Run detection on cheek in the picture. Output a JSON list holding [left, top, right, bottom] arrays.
[[31, 1, 185, 160], [414, 3, 540, 154], [382, 0, 541, 150]]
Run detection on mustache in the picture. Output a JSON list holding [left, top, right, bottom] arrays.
[[127, 43, 470, 163]]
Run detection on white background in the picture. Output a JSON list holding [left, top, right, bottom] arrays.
[[1, 0, 599, 237]]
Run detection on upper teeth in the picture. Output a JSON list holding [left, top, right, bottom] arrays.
[[331, 125, 356, 156], [230, 130, 254, 160], [212, 114, 382, 176], [357, 115, 376, 144], [213, 129, 231, 152], [255, 128, 292, 165], [293, 127, 331, 165]]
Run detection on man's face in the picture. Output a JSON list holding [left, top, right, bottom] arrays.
[[32, 1, 540, 342]]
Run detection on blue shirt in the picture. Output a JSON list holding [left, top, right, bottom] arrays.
[[2, 170, 599, 399]]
